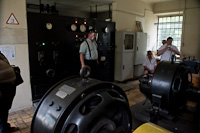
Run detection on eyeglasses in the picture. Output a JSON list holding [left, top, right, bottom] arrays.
[[90, 33, 96, 36]]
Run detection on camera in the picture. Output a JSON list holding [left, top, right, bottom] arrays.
[[168, 45, 171, 50]]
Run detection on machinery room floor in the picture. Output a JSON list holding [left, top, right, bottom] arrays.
[[7, 79, 145, 133]]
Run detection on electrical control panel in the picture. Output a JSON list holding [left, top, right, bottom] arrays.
[[27, 12, 115, 101]]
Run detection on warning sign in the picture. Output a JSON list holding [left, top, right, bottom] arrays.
[[6, 13, 19, 25]]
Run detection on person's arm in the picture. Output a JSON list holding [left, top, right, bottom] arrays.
[[144, 66, 154, 74], [80, 53, 85, 68], [144, 66, 151, 72], [152, 66, 157, 73], [157, 45, 168, 56], [96, 59, 99, 65], [153, 59, 157, 72], [169, 47, 180, 55], [79, 41, 87, 68]]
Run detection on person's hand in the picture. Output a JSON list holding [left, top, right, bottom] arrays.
[[150, 70, 154, 74], [165, 45, 169, 50], [81, 64, 85, 68], [169, 47, 175, 52], [169, 47, 176, 53]]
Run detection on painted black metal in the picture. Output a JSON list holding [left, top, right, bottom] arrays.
[[138, 61, 200, 130], [31, 76, 132, 133], [182, 59, 200, 74], [151, 61, 188, 114], [27, 12, 115, 101], [140, 61, 189, 115]]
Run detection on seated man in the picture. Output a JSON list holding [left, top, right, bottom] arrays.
[[143, 51, 157, 75]]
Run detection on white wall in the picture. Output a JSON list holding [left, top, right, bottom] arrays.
[[112, 0, 144, 31], [144, 3, 158, 52], [0, 0, 32, 111], [112, 0, 158, 53], [182, 1, 200, 60], [154, 0, 200, 60]]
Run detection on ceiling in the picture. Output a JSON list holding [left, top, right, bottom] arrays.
[[26, 0, 176, 12]]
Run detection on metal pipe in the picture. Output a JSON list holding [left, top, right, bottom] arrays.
[[39, 0, 41, 13], [109, 4, 112, 21], [96, 5, 98, 19], [90, 6, 92, 19]]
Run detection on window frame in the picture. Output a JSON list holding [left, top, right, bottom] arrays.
[[156, 15, 183, 52]]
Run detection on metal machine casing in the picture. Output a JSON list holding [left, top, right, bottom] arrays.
[[31, 76, 132, 133], [151, 61, 188, 114]]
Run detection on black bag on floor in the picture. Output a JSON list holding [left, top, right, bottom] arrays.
[[12, 66, 23, 86]]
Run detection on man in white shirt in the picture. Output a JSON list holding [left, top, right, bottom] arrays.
[[79, 29, 99, 78], [162, 40, 167, 45], [157, 37, 180, 61], [143, 51, 157, 75]]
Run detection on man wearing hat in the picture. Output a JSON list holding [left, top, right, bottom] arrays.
[[79, 29, 99, 78]]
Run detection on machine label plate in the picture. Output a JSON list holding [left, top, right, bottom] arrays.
[[55, 85, 76, 99]]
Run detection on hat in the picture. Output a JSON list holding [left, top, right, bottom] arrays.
[[89, 28, 97, 33]]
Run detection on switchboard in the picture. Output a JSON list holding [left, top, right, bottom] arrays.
[[27, 12, 115, 101]]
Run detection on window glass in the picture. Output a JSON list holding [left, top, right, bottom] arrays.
[[175, 16, 178, 22], [180, 16, 183, 21], [171, 17, 175, 22], [159, 18, 163, 23], [124, 34, 133, 50], [167, 17, 170, 22], [163, 17, 167, 23], [157, 16, 183, 52]]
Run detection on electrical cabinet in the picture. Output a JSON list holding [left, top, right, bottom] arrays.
[[114, 31, 147, 81], [114, 31, 135, 81], [134, 32, 147, 77]]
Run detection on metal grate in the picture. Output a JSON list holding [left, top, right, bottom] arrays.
[[157, 16, 183, 52]]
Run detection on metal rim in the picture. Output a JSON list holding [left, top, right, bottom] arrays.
[[80, 65, 91, 79]]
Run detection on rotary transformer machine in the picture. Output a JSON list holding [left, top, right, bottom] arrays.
[[138, 61, 200, 132], [31, 61, 200, 132], [31, 75, 132, 133]]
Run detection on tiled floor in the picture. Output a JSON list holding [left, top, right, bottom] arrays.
[[8, 107, 35, 133], [8, 79, 145, 133]]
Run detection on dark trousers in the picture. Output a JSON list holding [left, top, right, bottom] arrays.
[[84, 59, 98, 79], [0, 84, 16, 133]]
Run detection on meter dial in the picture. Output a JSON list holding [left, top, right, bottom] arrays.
[[104, 27, 109, 33], [80, 24, 86, 32], [46, 22, 53, 30], [89, 26, 93, 30], [71, 24, 77, 31]]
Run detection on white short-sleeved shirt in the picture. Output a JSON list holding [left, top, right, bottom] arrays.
[[79, 38, 98, 60], [158, 44, 180, 61], [143, 57, 157, 71]]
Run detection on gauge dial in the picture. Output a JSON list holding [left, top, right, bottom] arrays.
[[104, 27, 109, 33], [89, 26, 93, 30], [71, 24, 77, 31], [46, 22, 53, 30], [80, 24, 86, 32]]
